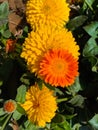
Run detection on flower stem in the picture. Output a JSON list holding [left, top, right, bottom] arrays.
[[1, 114, 12, 130], [57, 98, 68, 103], [85, 0, 94, 12]]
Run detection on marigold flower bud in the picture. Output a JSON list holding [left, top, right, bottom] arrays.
[[3, 99, 16, 113]]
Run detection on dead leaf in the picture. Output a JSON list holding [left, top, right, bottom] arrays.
[[10, 120, 20, 130], [7, 0, 26, 35], [8, 0, 16, 10], [8, 12, 23, 34]]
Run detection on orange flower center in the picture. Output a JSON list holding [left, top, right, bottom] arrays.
[[33, 102, 40, 109], [42, 0, 56, 15], [43, 5, 50, 12], [50, 58, 68, 76]]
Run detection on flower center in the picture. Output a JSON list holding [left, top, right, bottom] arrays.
[[42, 0, 56, 15], [33, 102, 39, 109], [51, 58, 68, 75], [43, 5, 50, 12]]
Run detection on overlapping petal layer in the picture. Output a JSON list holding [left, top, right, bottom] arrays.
[[21, 27, 80, 75]]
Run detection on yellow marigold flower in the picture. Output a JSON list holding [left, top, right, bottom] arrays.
[[26, 0, 70, 29], [39, 49, 79, 87], [3, 99, 16, 113], [21, 27, 80, 75], [21, 83, 57, 127]]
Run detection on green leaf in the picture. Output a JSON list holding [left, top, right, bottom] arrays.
[[0, 18, 8, 26], [24, 120, 38, 130], [0, 114, 8, 121], [83, 21, 98, 38], [72, 123, 81, 130], [2, 30, 11, 38], [83, 0, 95, 11], [0, 1, 9, 19], [44, 82, 55, 90], [68, 95, 84, 108], [15, 85, 26, 103], [52, 114, 65, 124], [37, 79, 43, 90], [0, 23, 7, 33], [64, 114, 77, 120], [51, 125, 64, 130], [51, 114, 71, 130], [0, 108, 5, 116], [67, 77, 82, 96], [83, 38, 98, 57], [20, 74, 30, 86], [89, 114, 98, 129], [67, 15, 88, 31], [55, 88, 64, 95], [12, 110, 22, 120], [92, 65, 98, 72], [87, 56, 98, 72], [58, 120, 72, 130], [23, 26, 29, 33], [16, 103, 26, 115]]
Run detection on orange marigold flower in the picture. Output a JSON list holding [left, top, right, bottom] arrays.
[[39, 49, 79, 87], [21, 27, 80, 75], [6, 39, 16, 53], [3, 99, 16, 113]]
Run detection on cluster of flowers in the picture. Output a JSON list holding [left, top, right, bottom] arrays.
[[17, 0, 80, 127]]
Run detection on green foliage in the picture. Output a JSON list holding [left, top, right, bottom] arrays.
[[66, 77, 82, 96], [0, 23, 11, 38], [83, 22, 98, 38], [20, 120, 39, 130], [44, 82, 55, 90], [0, 1, 11, 39], [20, 73, 30, 86], [15, 85, 26, 103], [0, 1, 9, 19], [83, 22, 98, 72], [83, 0, 95, 11], [72, 123, 81, 130], [83, 38, 98, 57], [68, 94, 84, 108], [89, 114, 98, 129], [0, 0, 98, 129], [67, 15, 88, 31], [16, 103, 26, 115], [37, 79, 43, 90], [0, 108, 6, 116], [51, 114, 71, 130], [12, 110, 22, 120], [2, 29, 11, 38]]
